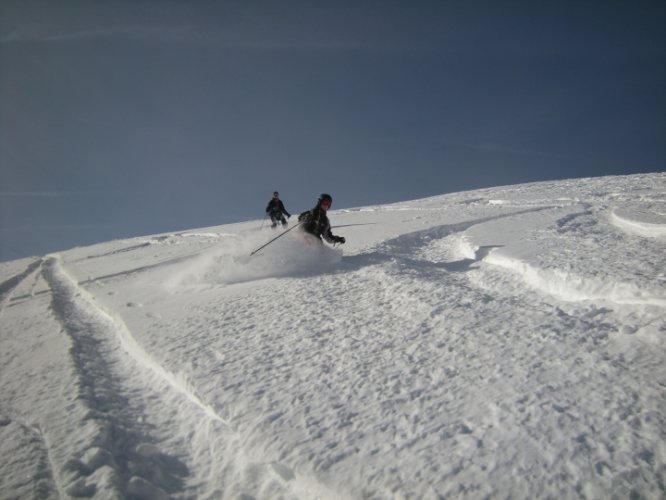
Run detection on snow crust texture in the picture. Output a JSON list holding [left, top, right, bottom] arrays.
[[1, 173, 665, 499]]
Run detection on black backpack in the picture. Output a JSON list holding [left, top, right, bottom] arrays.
[[298, 210, 312, 223]]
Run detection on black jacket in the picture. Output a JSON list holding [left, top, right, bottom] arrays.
[[266, 199, 290, 217], [299, 206, 338, 243]]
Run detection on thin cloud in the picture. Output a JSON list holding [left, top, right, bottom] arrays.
[[1, 223, 118, 231], [0, 24, 198, 44], [0, 7, 419, 51], [467, 143, 560, 158], [452, 141, 581, 161], [0, 191, 103, 198], [0, 25, 417, 52]]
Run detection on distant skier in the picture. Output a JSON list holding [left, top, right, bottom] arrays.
[[298, 193, 346, 245], [265, 191, 291, 228]]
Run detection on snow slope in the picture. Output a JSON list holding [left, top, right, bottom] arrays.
[[1, 173, 665, 499]]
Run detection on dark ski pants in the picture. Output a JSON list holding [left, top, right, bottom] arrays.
[[270, 213, 287, 227]]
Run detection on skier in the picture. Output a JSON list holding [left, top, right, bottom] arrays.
[[265, 191, 291, 228], [298, 193, 346, 245]]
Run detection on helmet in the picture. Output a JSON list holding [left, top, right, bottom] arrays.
[[318, 193, 332, 203], [273, 191, 279, 197]]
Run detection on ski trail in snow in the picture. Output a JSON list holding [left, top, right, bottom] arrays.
[[46, 255, 229, 426], [433, 203, 666, 308], [46, 255, 342, 499], [453, 232, 666, 307], [0, 417, 62, 499], [0, 259, 41, 315], [43, 255, 194, 497], [29, 422, 64, 499], [37, 423, 66, 500], [610, 208, 666, 238], [485, 251, 666, 307]]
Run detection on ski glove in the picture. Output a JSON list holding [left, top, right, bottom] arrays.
[[333, 236, 346, 244]]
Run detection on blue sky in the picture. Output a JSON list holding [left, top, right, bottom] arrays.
[[1, 1, 664, 262]]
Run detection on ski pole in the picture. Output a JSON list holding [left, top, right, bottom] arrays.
[[250, 222, 303, 256], [260, 214, 268, 230]]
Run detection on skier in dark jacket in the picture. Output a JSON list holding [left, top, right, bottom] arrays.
[[265, 191, 291, 228], [298, 193, 346, 245]]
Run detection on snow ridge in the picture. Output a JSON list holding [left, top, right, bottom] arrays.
[[485, 251, 666, 306], [610, 208, 666, 238], [43, 255, 341, 499], [43, 256, 189, 498], [47, 255, 229, 426]]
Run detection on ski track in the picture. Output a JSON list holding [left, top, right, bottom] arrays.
[[42, 255, 340, 499], [49, 256, 229, 426], [610, 207, 666, 239], [454, 202, 666, 308], [42, 255, 193, 498], [0, 417, 61, 499], [484, 252, 666, 307], [370, 208, 664, 497], [0, 258, 42, 315], [0, 260, 63, 498]]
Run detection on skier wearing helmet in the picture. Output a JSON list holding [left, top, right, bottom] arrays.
[[298, 193, 346, 245]]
